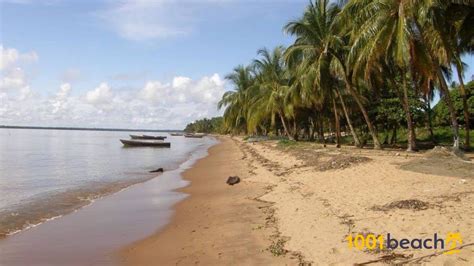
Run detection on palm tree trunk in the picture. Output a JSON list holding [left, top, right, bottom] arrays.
[[336, 88, 361, 147], [343, 78, 382, 149], [455, 63, 470, 150], [292, 119, 299, 141], [401, 71, 417, 152], [309, 118, 315, 141], [390, 124, 397, 145], [437, 68, 460, 150], [318, 116, 325, 144], [424, 95, 436, 144], [278, 111, 293, 140], [332, 98, 341, 148]]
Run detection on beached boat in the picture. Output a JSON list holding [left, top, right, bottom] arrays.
[[184, 133, 205, 138], [170, 133, 184, 136], [130, 134, 167, 140], [120, 139, 171, 147]]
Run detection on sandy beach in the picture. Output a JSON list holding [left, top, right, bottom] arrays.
[[120, 136, 296, 265], [121, 136, 474, 265]]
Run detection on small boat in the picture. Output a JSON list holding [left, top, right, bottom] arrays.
[[130, 134, 167, 140], [120, 139, 171, 147], [170, 133, 184, 136], [184, 133, 205, 138]]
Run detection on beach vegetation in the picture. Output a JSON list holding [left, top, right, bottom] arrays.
[[188, 0, 474, 151], [184, 117, 224, 134]]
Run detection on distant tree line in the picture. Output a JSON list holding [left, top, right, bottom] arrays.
[[184, 117, 224, 134]]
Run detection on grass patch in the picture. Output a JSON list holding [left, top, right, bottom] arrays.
[[375, 126, 474, 149], [277, 139, 298, 148]]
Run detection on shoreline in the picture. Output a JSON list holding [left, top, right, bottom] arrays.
[[0, 137, 216, 266], [0, 129, 207, 240], [0, 175, 156, 239], [120, 136, 474, 265], [119, 136, 297, 265]]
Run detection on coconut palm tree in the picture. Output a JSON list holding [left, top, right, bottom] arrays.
[[417, 0, 473, 149], [342, 0, 425, 152], [249, 46, 293, 139], [284, 0, 372, 148], [218, 65, 254, 133]]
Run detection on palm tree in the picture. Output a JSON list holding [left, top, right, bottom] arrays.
[[418, 0, 473, 149], [343, 0, 425, 152], [284, 0, 371, 148], [249, 46, 293, 139], [218, 65, 254, 133]]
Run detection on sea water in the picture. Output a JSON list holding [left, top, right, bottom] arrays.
[[0, 128, 213, 237]]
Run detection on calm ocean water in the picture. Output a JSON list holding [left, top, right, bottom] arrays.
[[0, 128, 212, 237]]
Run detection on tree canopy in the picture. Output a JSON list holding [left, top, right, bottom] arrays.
[[186, 0, 474, 151]]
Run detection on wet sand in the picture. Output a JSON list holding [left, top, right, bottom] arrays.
[[120, 137, 296, 265]]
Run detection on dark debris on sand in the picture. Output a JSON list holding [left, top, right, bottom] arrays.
[[267, 142, 371, 171], [400, 146, 474, 179], [371, 199, 431, 212], [318, 156, 372, 171]]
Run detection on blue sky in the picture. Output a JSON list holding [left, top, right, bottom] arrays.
[[0, 0, 310, 128], [0, 0, 473, 129], [1, 0, 306, 95]]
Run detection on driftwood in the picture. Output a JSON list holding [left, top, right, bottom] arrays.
[[150, 168, 164, 173], [226, 176, 240, 185]]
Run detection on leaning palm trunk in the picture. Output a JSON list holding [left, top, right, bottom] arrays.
[[343, 78, 382, 149], [336, 88, 362, 147], [455, 63, 470, 150], [437, 69, 460, 149], [278, 111, 294, 140], [332, 98, 341, 148], [292, 119, 299, 141], [401, 71, 417, 152]]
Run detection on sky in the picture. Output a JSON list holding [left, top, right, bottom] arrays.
[[1, 0, 473, 130]]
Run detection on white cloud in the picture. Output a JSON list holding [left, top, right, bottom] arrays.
[[0, 67, 27, 90], [0, 44, 226, 129], [50, 83, 71, 114], [56, 83, 71, 99], [97, 0, 233, 41], [0, 46, 19, 71], [18, 86, 33, 100], [0, 45, 37, 103], [98, 0, 192, 41], [85, 82, 114, 105], [0, 45, 38, 71], [139, 73, 225, 106], [172, 76, 192, 88], [139, 81, 167, 102]]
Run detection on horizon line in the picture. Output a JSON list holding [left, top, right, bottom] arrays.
[[0, 125, 183, 133]]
